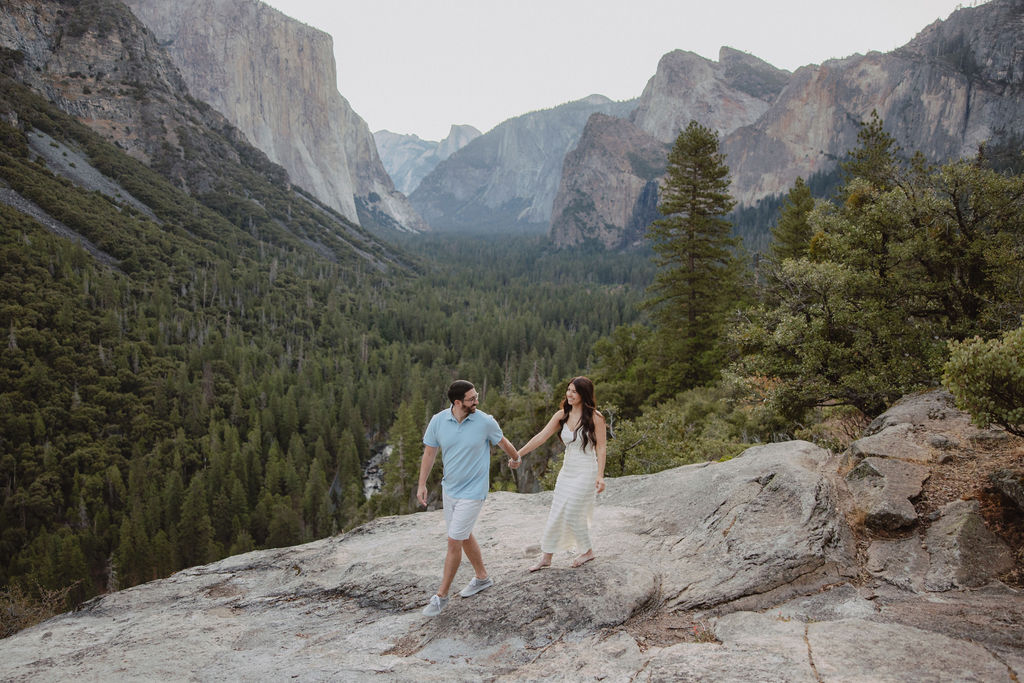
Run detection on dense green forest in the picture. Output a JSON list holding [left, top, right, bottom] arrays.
[[0, 67, 654, 621]]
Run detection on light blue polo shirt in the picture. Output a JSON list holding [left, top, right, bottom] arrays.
[[423, 408, 504, 500]]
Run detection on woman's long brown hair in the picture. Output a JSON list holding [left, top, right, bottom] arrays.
[[559, 377, 598, 450]]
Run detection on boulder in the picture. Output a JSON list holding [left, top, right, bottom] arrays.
[[866, 534, 930, 591], [924, 500, 1015, 591], [864, 390, 967, 435], [990, 468, 1024, 513], [849, 423, 935, 463], [846, 457, 930, 530]]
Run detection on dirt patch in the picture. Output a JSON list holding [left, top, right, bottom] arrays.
[[618, 608, 718, 650]]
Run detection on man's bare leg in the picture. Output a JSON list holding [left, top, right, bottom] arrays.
[[437, 537, 464, 598], [461, 533, 488, 580]]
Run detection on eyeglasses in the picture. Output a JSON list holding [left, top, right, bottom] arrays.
[[462, 394, 479, 403]]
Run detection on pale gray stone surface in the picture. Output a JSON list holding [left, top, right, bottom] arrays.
[[849, 423, 935, 463], [866, 534, 930, 591], [846, 456, 930, 530], [924, 500, 1015, 591], [1, 414, 1020, 681]]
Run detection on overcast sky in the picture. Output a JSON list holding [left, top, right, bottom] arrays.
[[263, 0, 978, 141]]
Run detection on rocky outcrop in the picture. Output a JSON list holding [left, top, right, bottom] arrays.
[[3, 402, 1020, 679], [0, 0, 211, 176], [551, 0, 1024, 249], [630, 47, 789, 145], [123, 0, 427, 233], [550, 113, 668, 248], [374, 124, 481, 196], [410, 94, 635, 233], [0, 0, 407, 268], [847, 390, 1017, 595]]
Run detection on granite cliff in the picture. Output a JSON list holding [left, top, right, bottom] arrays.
[[0, 0, 407, 267], [123, 0, 427, 234], [2, 391, 1021, 680], [630, 47, 789, 145], [374, 124, 481, 196], [724, 0, 1024, 208], [551, 0, 1024, 249], [410, 94, 636, 233], [549, 113, 668, 249]]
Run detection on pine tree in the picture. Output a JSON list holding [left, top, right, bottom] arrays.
[[645, 120, 746, 396], [769, 177, 815, 261], [841, 110, 901, 193]]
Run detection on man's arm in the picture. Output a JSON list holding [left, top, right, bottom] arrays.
[[496, 436, 520, 468], [417, 445, 439, 506]]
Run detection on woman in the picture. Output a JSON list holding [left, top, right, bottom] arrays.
[[515, 377, 606, 570]]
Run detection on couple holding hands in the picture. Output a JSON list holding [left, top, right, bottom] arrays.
[[417, 377, 607, 617]]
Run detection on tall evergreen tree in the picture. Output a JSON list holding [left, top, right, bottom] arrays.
[[645, 120, 746, 396], [841, 109, 901, 193], [769, 177, 815, 261]]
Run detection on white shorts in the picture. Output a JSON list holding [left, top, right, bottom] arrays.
[[442, 492, 485, 541]]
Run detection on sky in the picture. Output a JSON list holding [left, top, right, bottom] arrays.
[[263, 0, 979, 141]]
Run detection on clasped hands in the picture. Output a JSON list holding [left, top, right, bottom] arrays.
[[508, 451, 523, 469]]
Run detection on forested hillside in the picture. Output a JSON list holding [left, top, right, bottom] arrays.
[[0, 65, 652, 613]]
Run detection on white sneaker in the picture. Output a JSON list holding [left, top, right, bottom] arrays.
[[459, 576, 493, 597], [422, 594, 449, 616]]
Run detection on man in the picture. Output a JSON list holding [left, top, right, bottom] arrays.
[[417, 380, 520, 617]]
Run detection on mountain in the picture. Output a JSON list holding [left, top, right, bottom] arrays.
[[551, 0, 1024, 249], [630, 47, 790, 145], [374, 124, 481, 196], [122, 0, 428, 234], [549, 113, 669, 249], [551, 47, 788, 248], [724, 0, 1024, 208], [2, 392, 1021, 678], [409, 94, 636, 233]]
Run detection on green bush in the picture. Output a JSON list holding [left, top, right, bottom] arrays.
[[943, 321, 1024, 437], [604, 384, 756, 476]]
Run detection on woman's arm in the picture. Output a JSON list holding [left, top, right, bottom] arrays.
[[516, 410, 563, 459], [594, 412, 607, 493]]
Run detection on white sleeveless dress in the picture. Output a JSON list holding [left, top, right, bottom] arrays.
[[540, 424, 598, 553]]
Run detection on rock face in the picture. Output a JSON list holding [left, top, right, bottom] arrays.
[[410, 94, 636, 233], [551, 0, 1024, 248], [123, 0, 427, 233], [549, 113, 668, 248], [374, 124, 481, 196], [3, 410, 1021, 680], [0, 0, 212, 176], [0, 0, 406, 269], [550, 47, 788, 248], [848, 390, 1017, 595], [630, 47, 789, 145]]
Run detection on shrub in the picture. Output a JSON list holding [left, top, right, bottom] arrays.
[[0, 581, 79, 638], [943, 321, 1024, 437]]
